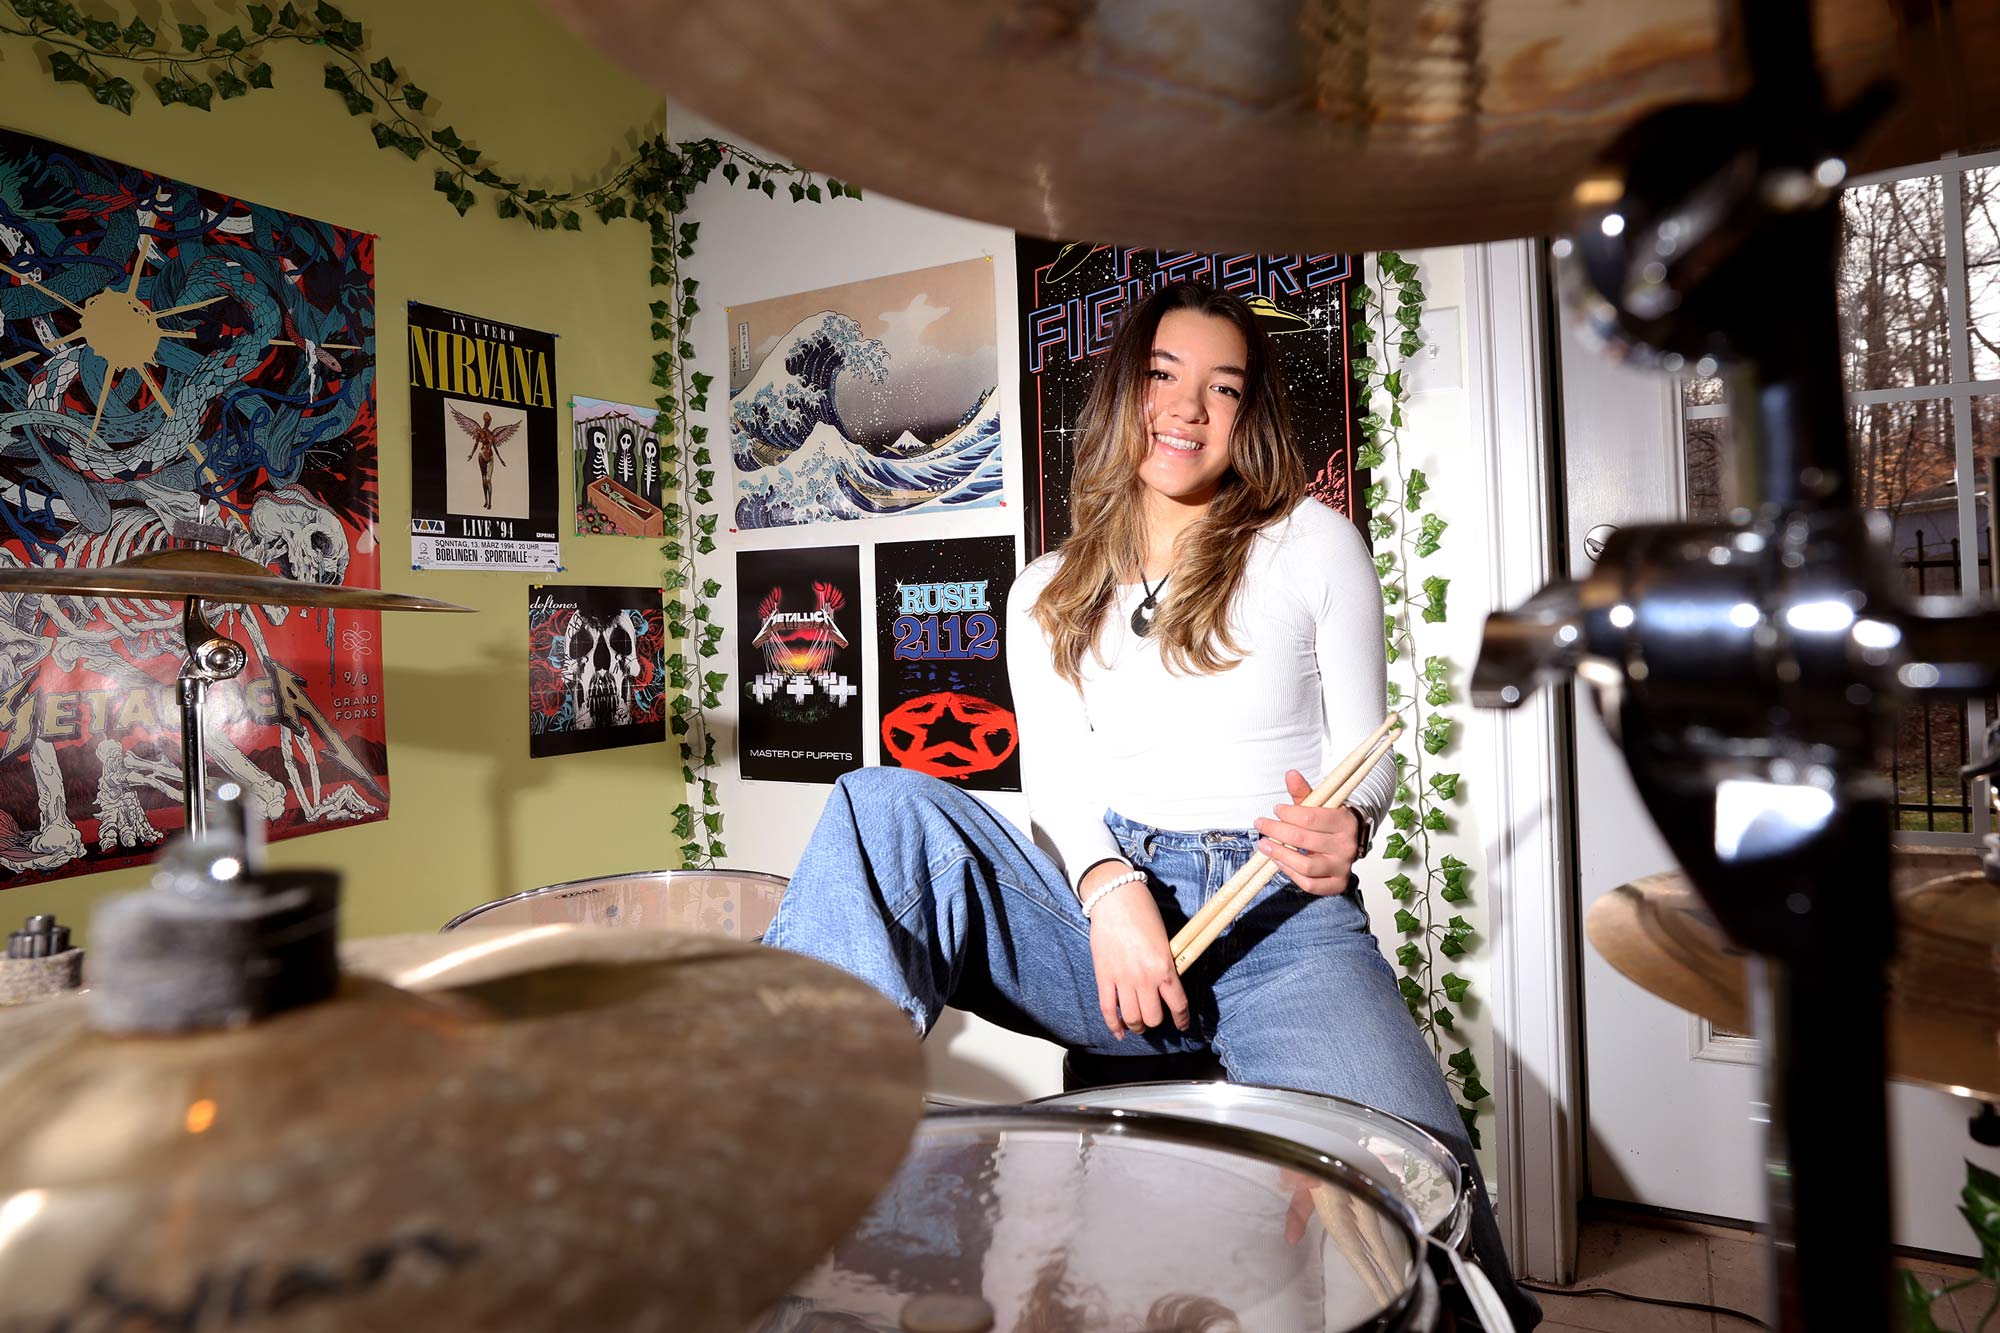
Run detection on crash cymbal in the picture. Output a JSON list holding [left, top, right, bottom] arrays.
[[1587, 848, 1999, 1101], [540, 0, 1999, 254], [0, 927, 924, 1332], [0, 548, 469, 613]]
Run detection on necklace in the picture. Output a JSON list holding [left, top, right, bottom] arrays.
[[1130, 570, 1169, 638]]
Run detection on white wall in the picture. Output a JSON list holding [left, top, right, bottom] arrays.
[[674, 105, 1532, 1160]]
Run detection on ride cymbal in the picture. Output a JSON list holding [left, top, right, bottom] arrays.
[[540, 0, 2000, 254], [0, 928, 925, 1332], [0, 548, 469, 613], [1587, 848, 1999, 1101]]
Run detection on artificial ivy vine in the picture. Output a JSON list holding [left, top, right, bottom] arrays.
[[1, 0, 858, 867], [1351, 252, 1491, 1148]]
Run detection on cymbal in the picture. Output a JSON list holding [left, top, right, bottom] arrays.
[[0, 927, 925, 1332], [541, 0, 2000, 254], [0, 548, 470, 613], [1587, 849, 1999, 1101]]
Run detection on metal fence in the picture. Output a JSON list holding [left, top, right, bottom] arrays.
[[1898, 530, 1978, 832]]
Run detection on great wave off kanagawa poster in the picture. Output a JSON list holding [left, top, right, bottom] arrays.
[[726, 258, 1003, 529]]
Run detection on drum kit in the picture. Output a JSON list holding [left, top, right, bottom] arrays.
[[3, 0, 1999, 1329]]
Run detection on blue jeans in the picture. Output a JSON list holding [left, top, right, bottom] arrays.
[[765, 768, 1539, 1329]]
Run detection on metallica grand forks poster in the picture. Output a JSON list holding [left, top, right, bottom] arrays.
[[735, 546, 864, 783]]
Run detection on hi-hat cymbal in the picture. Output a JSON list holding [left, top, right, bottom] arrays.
[[0, 548, 470, 613], [0, 927, 925, 1332], [1587, 848, 1999, 1101], [540, 0, 1999, 255]]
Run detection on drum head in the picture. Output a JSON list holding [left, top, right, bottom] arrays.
[[441, 870, 786, 937], [1034, 1082, 1465, 1245], [761, 1107, 1428, 1333]]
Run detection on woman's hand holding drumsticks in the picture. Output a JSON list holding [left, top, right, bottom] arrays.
[[1169, 714, 1401, 975]]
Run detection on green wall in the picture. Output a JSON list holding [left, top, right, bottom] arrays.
[[0, 1, 679, 941]]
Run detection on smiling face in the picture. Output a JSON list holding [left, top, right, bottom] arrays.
[[1137, 308, 1247, 514]]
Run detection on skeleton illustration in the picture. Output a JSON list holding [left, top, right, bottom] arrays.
[[642, 436, 658, 499], [563, 609, 642, 729], [450, 406, 520, 510], [615, 426, 636, 486], [94, 738, 177, 851], [0, 739, 84, 873], [588, 425, 610, 483]]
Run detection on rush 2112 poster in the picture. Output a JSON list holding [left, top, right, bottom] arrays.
[[409, 302, 559, 571], [874, 537, 1020, 792], [1015, 240, 1364, 559], [736, 546, 863, 783], [527, 585, 666, 758], [0, 127, 384, 887]]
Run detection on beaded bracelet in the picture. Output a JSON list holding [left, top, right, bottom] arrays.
[[1080, 869, 1147, 919]]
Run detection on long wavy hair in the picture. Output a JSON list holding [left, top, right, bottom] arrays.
[[1033, 281, 1305, 686]]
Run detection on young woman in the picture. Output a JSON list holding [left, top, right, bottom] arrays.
[[766, 281, 1538, 1329]]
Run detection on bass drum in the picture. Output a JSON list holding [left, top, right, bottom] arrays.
[[753, 1106, 1460, 1332], [1033, 1081, 1472, 1253]]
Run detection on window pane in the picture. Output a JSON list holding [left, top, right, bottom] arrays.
[[1683, 412, 1732, 522], [1964, 167, 2000, 382], [1838, 176, 1950, 391]]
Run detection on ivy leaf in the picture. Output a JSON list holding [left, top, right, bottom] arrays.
[[1357, 443, 1385, 470], [48, 52, 92, 86], [1421, 575, 1449, 624], [247, 6, 273, 35], [93, 76, 135, 113], [1398, 976, 1424, 1006], [1393, 908, 1422, 934], [1383, 873, 1415, 900], [247, 62, 275, 89], [1440, 880, 1469, 904], [1459, 1105, 1482, 1151], [401, 81, 429, 110], [1363, 480, 1388, 510], [1422, 807, 1449, 832], [1439, 934, 1467, 958], [1395, 942, 1422, 970], [370, 56, 398, 81], [1395, 783, 1411, 803], [1433, 1008, 1456, 1031], [1369, 513, 1394, 541], [1422, 716, 1452, 755], [1429, 772, 1460, 800], [1384, 369, 1404, 399], [280, 3, 304, 27], [1441, 972, 1471, 1003], [806, 183, 822, 202], [124, 16, 157, 45], [1373, 552, 1395, 579], [1897, 1271, 1947, 1333], [1383, 832, 1411, 861], [1384, 680, 1401, 707], [81, 17, 118, 49], [1417, 513, 1448, 558], [1447, 1049, 1477, 1076], [215, 69, 248, 100], [217, 25, 247, 52], [722, 161, 739, 184], [1405, 467, 1429, 511], [1446, 914, 1473, 936], [1963, 1161, 2000, 1274], [1460, 1074, 1491, 1103], [178, 22, 210, 50], [1388, 805, 1417, 831]]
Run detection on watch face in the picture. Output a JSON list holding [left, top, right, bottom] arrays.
[[0, 127, 388, 884]]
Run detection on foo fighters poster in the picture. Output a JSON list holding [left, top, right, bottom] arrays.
[[409, 302, 560, 571], [874, 537, 1020, 792], [527, 585, 667, 758], [736, 546, 864, 783], [0, 126, 383, 887], [1015, 240, 1364, 559]]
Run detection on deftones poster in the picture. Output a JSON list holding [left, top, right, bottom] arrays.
[[1014, 240, 1364, 559], [409, 302, 560, 570], [527, 585, 666, 759], [874, 537, 1020, 792], [735, 546, 863, 783], [0, 126, 384, 885]]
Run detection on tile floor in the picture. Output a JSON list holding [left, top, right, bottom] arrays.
[[1532, 1208, 1992, 1331]]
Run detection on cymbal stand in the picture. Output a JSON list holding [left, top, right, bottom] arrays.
[[1474, 0, 2000, 1327], [177, 592, 248, 837]]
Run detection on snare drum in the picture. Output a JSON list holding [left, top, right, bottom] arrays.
[[439, 869, 787, 939], [757, 1106, 1445, 1333], [1033, 1081, 1471, 1253]]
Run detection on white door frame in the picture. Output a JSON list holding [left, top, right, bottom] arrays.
[[1463, 239, 1582, 1284]]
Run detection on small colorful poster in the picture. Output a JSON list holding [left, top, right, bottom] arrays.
[[409, 302, 560, 570], [874, 536, 1020, 792], [527, 585, 666, 758], [572, 396, 664, 538], [1015, 239, 1365, 559], [728, 257, 1002, 529], [736, 546, 864, 783]]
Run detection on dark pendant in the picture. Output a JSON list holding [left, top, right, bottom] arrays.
[[1130, 595, 1158, 637]]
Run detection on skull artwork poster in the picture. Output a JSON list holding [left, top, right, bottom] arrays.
[[527, 585, 666, 758], [0, 127, 386, 887], [572, 396, 664, 538]]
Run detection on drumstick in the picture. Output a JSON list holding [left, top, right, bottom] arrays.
[[1167, 714, 1399, 962], [1173, 727, 1400, 974]]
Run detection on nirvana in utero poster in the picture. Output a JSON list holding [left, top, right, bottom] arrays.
[[527, 585, 666, 758], [735, 546, 863, 783], [874, 536, 1020, 792]]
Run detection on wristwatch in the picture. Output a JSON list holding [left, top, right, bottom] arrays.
[[1348, 805, 1376, 861]]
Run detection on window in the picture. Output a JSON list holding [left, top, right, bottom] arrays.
[[1677, 153, 2000, 839]]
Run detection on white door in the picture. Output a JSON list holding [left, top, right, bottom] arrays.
[[1556, 261, 2000, 1256]]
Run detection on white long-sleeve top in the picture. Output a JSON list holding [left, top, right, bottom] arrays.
[[1006, 498, 1398, 887]]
